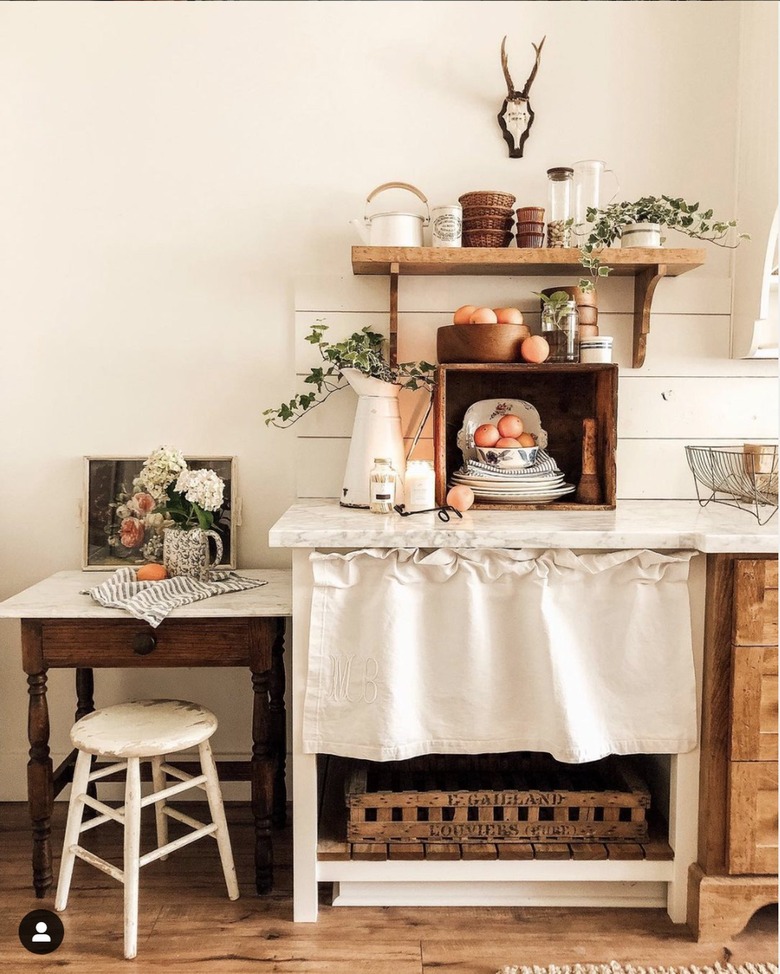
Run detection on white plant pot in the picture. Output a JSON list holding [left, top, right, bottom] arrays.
[[340, 369, 406, 508], [620, 222, 662, 248]]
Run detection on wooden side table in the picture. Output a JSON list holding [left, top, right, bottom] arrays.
[[0, 569, 291, 899]]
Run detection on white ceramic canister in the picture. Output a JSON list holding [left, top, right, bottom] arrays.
[[431, 205, 463, 248], [579, 336, 613, 364], [405, 460, 436, 511], [620, 222, 661, 248]]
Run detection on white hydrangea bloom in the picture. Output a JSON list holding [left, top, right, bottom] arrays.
[[137, 446, 187, 503], [174, 468, 224, 512]]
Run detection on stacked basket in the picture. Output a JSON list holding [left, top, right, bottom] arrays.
[[459, 190, 516, 248]]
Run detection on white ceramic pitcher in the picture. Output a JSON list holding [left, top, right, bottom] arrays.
[[340, 369, 406, 508]]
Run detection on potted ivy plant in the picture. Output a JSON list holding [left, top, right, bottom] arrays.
[[577, 195, 748, 290], [263, 320, 434, 428], [264, 321, 435, 508]]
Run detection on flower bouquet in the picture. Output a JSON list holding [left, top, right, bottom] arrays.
[[106, 448, 227, 564]]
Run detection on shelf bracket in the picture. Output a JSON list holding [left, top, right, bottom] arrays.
[[389, 261, 399, 366], [632, 264, 667, 368]]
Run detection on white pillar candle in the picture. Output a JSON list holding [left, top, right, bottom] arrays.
[[405, 460, 436, 512]]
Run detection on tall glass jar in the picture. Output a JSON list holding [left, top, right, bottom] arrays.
[[541, 300, 580, 362], [369, 457, 397, 514], [546, 167, 574, 247]]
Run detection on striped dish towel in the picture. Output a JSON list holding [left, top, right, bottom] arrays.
[[83, 567, 267, 628], [462, 448, 561, 479]]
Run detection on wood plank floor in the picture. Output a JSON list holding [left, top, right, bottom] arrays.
[[0, 802, 776, 973]]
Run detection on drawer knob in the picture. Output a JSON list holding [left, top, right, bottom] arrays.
[[132, 633, 157, 656]]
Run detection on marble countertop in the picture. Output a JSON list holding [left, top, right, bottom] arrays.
[[268, 499, 778, 553], [0, 569, 292, 619]]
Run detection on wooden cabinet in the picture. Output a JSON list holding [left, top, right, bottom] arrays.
[[688, 556, 779, 940]]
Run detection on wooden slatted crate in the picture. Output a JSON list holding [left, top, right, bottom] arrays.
[[345, 753, 650, 845]]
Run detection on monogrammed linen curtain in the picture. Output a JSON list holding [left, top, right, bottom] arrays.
[[303, 547, 697, 763]]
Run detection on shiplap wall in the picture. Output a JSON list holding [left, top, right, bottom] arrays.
[[292, 271, 778, 501]]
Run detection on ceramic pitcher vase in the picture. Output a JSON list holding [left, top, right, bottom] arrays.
[[339, 368, 406, 509], [163, 527, 223, 581]]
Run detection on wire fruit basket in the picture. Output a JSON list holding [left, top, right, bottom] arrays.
[[685, 444, 778, 524]]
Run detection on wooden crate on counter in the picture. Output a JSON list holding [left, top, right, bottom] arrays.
[[345, 752, 650, 846], [433, 363, 618, 510]]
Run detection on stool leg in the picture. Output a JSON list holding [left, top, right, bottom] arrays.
[[123, 757, 142, 961], [198, 739, 239, 900], [150, 755, 169, 858], [54, 749, 93, 912]]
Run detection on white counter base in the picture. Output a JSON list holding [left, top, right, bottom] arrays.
[[329, 879, 669, 909]]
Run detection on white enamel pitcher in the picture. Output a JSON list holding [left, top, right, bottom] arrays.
[[340, 369, 406, 508], [351, 182, 430, 247]]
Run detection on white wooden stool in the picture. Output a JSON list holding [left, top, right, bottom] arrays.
[[55, 699, 239, 959]]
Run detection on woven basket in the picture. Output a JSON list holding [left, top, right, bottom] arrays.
[[462, 215, 514, 232], [462, 204, 516, 220], [459, 190, 516, 209], [462, 229, 513, 248], [516, 206, 545, 222]]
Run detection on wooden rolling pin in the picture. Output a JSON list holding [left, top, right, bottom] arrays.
[[575, 417, 603, 504]]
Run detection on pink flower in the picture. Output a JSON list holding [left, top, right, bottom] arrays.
[[120, 517, 145, 550], [129, 492, 156, 516]]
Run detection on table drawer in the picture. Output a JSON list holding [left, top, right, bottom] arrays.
[[41, 618, 253, 667], [731, 644, 778, 761], [727, 760, 779, 875], [734, 559, 779, 647]]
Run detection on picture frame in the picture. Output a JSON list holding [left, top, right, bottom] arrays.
[[83, 456, 237, 570]]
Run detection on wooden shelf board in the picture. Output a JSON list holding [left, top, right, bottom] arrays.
[[352, 246, 706, 278]]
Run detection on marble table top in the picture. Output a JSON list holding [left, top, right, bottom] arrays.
[[268, 499, 778, 554], [0, 569, 292, 619]]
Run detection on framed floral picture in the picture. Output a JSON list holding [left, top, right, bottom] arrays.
[[83, 456, 237, 570]]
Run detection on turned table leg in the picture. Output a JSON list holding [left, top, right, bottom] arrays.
[[269, 618, 287, 828], [75, 667, 98, 812], [23, 621, 53, 898], [250, 619, 274, 894]]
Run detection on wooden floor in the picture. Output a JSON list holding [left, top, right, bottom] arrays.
[[0, 802, 776, 973]]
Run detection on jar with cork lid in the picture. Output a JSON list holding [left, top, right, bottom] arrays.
[[546, 167, 574, 247], [369, 458, 398, 514]]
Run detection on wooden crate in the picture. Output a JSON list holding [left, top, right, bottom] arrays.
[[346, 753, 650, 845], [433, 363, 618, 510]]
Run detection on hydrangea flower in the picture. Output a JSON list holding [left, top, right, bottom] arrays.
[[174, 468, 225, 513]]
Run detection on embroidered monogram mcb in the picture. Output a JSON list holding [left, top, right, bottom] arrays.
[[327, 655, 379, 704]]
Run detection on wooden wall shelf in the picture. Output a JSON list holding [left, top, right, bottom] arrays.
[[351, 246, 706, 368]]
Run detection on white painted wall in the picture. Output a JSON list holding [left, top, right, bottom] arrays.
[[0, 1, 776, 801]]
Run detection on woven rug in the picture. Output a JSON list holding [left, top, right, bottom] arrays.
[[497, 965, 779, 974]]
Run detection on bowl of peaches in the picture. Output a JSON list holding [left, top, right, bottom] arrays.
[[437, 305, 549, 364], [474, 413, 538, 469]]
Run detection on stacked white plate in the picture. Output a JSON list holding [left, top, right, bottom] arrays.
[[450, 468, 575, 504]]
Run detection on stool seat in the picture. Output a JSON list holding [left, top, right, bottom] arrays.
[[71, 699, 218, 758]]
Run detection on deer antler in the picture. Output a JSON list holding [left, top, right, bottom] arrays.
[[520, 35, 546, 98], [500, 36, 515, 97]]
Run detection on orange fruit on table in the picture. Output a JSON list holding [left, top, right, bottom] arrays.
[[453, 304, 478, 325], [468, 307, 499, 324], [493, 307, 524, 324], [137, 563, 168, 581], [473, 423, 500, 447], [496, 413, 524, 439]]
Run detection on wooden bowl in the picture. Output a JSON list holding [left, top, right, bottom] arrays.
[[437, 323, 530, 364], [541, 285, 598, 309], [576, 305, 599, 326]]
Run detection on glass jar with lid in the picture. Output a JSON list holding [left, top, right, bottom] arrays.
[[546, 167, 574, 247], [369, 458, 397, 514]]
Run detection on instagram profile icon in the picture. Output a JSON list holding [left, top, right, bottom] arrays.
[[18, 909, 64, 954]]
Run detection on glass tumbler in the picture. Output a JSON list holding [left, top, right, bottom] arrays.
[[546, 167, 574, 247], [541, 300, 580, 362]]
